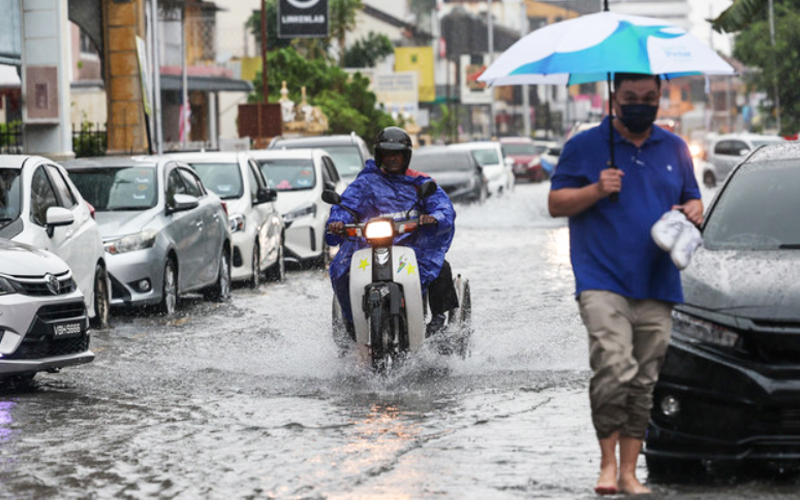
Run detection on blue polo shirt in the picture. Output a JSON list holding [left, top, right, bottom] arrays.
[[551, 116, 701, 303]]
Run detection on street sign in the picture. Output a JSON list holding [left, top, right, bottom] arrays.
[[278, 0, 329, 39]]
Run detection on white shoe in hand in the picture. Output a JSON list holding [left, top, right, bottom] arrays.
[[671, 223, 703, 270], [651, 209, 688, 252]]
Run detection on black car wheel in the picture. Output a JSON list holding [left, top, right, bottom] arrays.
[[160, 258, 178, 316], [250, 241, 261, 290], [266, 242, 286, 283], [703, 170, 716, 188], [205, 251, 231, 302], [90, 264, 110, 329]]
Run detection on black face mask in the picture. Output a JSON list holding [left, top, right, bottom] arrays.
[[618, 104, 658, 133]]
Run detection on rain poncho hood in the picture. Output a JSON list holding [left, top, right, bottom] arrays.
[[326, 159, 456, 321]]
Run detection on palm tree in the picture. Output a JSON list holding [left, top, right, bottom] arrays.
[[711, 0, 771, 33], [330, 0, 363, 67]]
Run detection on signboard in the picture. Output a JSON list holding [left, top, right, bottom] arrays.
[[278, 0, 329, 39], [460, 54, 492, 105], [373, 72, 419, 122], [394, 47, 435, 103]]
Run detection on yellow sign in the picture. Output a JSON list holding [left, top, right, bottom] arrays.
[[395, 47, 435, 103]]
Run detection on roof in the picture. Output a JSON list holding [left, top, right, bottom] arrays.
[[61, 155, 169, 170], [249, 149, 319, 160], [269, 135, 365, 149], [0, 64, 20, 90], [168, 151, 246, 163], [160, 74, 253, 93]]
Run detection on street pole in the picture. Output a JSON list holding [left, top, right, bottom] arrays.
[[768, 0, 781, 133], [149, 0, 163, 154], [181, 4, 188, 149], [487, 0, 495, 139], [261, 0, 269, 104], [520, 0, 530, 138]]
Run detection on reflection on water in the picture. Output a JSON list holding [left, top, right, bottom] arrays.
[[0, 401, 15, 442]]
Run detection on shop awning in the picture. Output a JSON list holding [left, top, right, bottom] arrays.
[[0, 64, 21, 90], [160, 74, 253, 93]]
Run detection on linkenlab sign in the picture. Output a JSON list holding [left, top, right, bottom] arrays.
[[278, 0, 329, 39]]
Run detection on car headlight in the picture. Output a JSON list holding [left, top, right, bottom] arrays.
[[105, 229, 158, 255], [283, 203, 316, 225], [364, 220, 394, 240], [0, 276, 18, 296], [229, 213, 245, 233], [672, 310, 740, 348]]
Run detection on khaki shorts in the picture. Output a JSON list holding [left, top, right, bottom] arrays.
[[578, 290, 673, 440]]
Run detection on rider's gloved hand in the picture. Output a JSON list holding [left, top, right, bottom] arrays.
[[419, 215, 437, 226], [328, 221, 345, 234]]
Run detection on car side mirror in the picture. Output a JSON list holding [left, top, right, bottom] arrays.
[[325, 181, 336, 192], [45, 206, 74, 238], [169, 193, 199, 213], [418, 180, 437, 199], [256, 187, 277, 204], [322, 190, 341, 205]]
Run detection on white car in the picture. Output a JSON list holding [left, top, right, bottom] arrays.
[[249, 149, 344, 267], [0, 238, 94, 381], [703, 133, 786, 187], [449, 142, 513, 197], [0, 155, 110, 328], [169, 152, 285, 287]]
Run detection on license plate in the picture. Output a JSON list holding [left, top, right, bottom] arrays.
[[53, 322, 83, 338]]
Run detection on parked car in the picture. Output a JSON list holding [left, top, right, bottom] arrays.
[[0, 238, 94, 381], [449, 141, 514, 196], [703, 133, 785, 187], [645, 141, 800, 478], [250, 148, 344, 267], [0, 155, 110, 329], [62, 156, 232, 315], [268, 132, 371, 184], [169, 151, 285, 286], [499, 137, 545, 182], [408, 146, 487, 203], [533, 139, 562, 177]]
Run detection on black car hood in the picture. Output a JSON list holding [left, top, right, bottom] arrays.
[[682, 248, 800, 321]]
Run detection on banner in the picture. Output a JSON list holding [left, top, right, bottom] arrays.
[[394, 47, 435, 103], [460, 54, 492, 105], [278, 0, 329, 39]]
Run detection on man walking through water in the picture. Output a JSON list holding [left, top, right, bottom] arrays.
[[548, 73, 703, 495]]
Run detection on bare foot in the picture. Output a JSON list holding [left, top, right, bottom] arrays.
[[619, 475, 651, 495], [595, 462, 618, 495]]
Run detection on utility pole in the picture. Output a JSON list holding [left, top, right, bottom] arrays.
[[768, 0, 781, 132], [487, 0, 495, 138], [520, 0, 530, 138], [149, 0, 163, 154]]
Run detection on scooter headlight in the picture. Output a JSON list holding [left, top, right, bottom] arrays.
[[364, 220, 394, 240]]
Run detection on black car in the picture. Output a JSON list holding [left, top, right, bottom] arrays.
[[408, 146, 487, 203], [645, 142, 800, 478], [267, 133, 371, 183]]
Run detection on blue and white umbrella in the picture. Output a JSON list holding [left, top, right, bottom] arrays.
[[478, 11, 735, 87]]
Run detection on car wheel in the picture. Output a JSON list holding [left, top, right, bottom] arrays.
[[703, 171, 716, 188], [205, 250, 231, 302], [90, 264, 110, 330], [250, 241, 261, 290], [265, 242, 286, 283], [160, 258, 178, 316]]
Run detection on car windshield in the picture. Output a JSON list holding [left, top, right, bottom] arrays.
[[69, 167, 158, 211], [0, 168, 22, 223], [189, 163, 243, 199], [703, 160, 800, 250], [257, 159, 316, 191], [320, 146, 363, 178], [469, 149, 500, 166], [410, 152, 472, 173], [501, 143, 537, 155]]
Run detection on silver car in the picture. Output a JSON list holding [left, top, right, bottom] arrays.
[[703, 133, 786, 187], [62, 156, 232, 315], [0, 238, 94, 381]]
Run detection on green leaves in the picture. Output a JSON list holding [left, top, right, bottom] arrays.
[[710, 0, 769, 33]]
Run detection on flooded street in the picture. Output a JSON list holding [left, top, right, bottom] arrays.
[[2, 181, 799, 499]]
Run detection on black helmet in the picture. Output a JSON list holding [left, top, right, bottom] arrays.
[[374, 126, 412, 172]]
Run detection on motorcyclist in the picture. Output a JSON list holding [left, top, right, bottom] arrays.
[[326, 126, 459, 340]]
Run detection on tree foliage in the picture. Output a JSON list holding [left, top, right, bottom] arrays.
[[344, 32, 394, 68], [245, 1, 292, 52], [249, 47, 394, 143], [330, 0, 363, 67], [733, 3, 800, 133]]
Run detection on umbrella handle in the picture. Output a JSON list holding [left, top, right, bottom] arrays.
[[607, 72, 619, 203]]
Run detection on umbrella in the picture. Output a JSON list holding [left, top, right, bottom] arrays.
[[478, 6, 735, 199]]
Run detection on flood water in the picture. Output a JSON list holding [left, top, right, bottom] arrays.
[[1, 181, 799, 499]]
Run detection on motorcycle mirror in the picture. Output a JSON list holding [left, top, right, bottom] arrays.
[[418, 181, 437, 199], [322, 190, 341, 205]]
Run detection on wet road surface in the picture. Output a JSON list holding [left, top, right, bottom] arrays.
[[2, 181, 799, 499]]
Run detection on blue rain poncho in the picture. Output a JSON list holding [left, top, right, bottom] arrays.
[[326, 160, 456, 322]]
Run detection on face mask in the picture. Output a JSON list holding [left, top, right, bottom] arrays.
[[618, 104, 658, 133]]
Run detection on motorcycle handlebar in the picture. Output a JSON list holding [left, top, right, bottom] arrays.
[[327, 217, 436, 238]]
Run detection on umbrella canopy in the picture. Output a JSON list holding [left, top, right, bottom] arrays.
[[478, 11, 735, 87]]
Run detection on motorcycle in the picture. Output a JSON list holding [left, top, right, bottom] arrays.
[[323, 182, 471, 371]]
